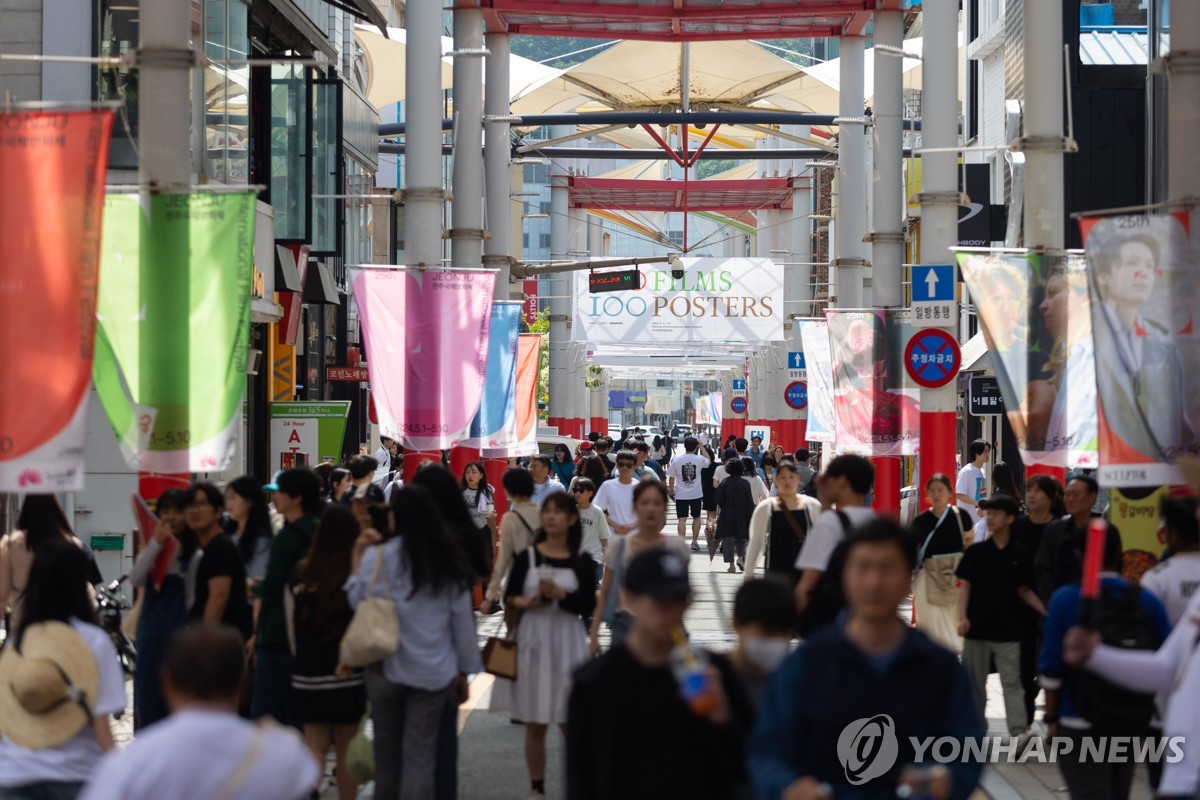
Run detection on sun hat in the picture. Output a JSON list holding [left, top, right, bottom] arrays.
[[0, 621, 100, 749]]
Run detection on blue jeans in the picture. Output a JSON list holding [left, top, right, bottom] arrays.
[[367, 670, 451, 800], [0, 783, 85, 800], [251, 647, 295, 727]]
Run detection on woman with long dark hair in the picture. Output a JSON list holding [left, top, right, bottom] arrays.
[[1012, 473, 1064, 727], [0, 541, 126, 797], [699, 444, 719, 537], [911, 473, 974, 653], [573, 455, 610, 492], [346, 486, 480, 800], [129, 488, 198, 729], [714, 459, 756, 573], [0, 495, 95, 635], [413, 464, 492, 583], [328, 468, 352, 503], [460, 461, 496, 549], [549, 444, 575, 486], [289, 504, 366, 800], [491, 493, 596, 799], [225, 476, 274, 582], [971, 461, 1025, 544]]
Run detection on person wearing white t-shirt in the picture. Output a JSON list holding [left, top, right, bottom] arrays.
[[594, 451, 641, 536], [81, 624, 318, 800], [667, 437, 711, 550], [955, 440, 991, 525], [572, 478, 609, 583], [794, 455, 877, 615], [1140, 496, 1200, 625]]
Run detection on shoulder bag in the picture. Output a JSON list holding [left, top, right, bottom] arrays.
[[339, 546, 401, 668], [482, 547, 535, 680], [920, 509, 966, 608]]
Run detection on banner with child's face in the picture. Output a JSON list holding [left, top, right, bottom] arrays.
[[957, 251, 1098, 471]]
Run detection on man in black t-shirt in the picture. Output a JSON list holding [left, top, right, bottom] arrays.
[[955, 495, 1047, 738], [184, 482, 251, 639]]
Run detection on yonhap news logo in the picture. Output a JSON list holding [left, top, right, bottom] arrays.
[[837, 715, 900, 785]]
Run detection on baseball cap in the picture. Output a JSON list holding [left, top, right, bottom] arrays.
[[978, 495, 1020, 516], [262, 470, 284, 492], [623, 550, 691, 600], [579, 441, 594, 451]]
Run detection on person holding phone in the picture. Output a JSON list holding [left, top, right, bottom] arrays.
[[490, 493, 596, 800]]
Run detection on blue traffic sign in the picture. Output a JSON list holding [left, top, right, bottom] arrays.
[[911, 264, 956, 302], [787, 352, 806, 370], [732, 379, 747, 391], [904, 328, 962, 389], [784, 381, 809, 410], [730, 396, 748, 414]]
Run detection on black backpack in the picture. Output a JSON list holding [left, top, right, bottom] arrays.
[[1071, 582, 1163, 736], [796, 511, 853, 636]]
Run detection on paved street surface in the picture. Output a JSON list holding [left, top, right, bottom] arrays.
[[110, 503, 1151, 800]]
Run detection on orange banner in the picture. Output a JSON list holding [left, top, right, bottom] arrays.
[[515, 334, 541, 456], [0, 109, 114, 491]]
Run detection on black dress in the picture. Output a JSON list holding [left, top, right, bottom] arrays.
[[701, 460, 719, 512], [289, 584, 367, 724], [767, 505, 810, 583]]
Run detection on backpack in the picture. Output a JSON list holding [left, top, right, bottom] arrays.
[[796, 511, 853, 636], [1071, 582, 1163, 736]]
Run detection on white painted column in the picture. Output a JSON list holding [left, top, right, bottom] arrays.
[[547, 127, 571, 429], [835, 36, 867, 308], [405, 0, 444, 268], [484, 30, 512, 300], [451, 3, 484, 272], [1168, 2, 1200, 203], [1021, 0, 1065, 249], [871, 9, 905, 309]]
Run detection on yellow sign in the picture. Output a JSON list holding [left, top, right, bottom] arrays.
[[1108, 486, 1168, 580]]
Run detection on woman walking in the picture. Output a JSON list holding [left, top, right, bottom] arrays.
[[129, 489, 197, 729], [699, 444, 719, 548], [744, 461, 823, 584], [0, 496, 96, 634], [346, 486, 481, 800], [0, 541, 126, 799], [460, 461, 496, 543], [549, 444, 575, 487], [328, 468, 352, 503], [714, 460, 756, 573], [491, 493, 596, 799], [289, 505, 366, 800], [484, 470, 542, 611], [589, 481, 691, 654], [225, 476, 274, 582], [911, 474, 974, 653]]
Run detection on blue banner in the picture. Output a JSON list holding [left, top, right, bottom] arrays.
[[465, 303, 521, 448]]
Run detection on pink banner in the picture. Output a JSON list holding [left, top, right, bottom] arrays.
[[351, 269, 495, 450], [0, 109, 113, 491]]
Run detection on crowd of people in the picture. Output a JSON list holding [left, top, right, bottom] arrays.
[[0, 429, 1198, 800]]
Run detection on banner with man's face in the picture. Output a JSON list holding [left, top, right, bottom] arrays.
[[1080, 213, 1199, 486], [957, 251, 1098, 471]]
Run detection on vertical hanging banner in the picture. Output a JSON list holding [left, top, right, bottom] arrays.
[[0, 109, 114, 491], [514, 334, 542, 456], [799, 320, 836, 443], [464, 303, 522, 449], [352, 269, 495, 450], [93, 192, 256, 473], [1080, 213, 1199, 486], [957, 251, 1098, 470], [825, 310, 919, 456]]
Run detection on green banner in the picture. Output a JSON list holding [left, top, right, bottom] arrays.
[[94, 192, 256, 473], [269, 402, 352, 470]]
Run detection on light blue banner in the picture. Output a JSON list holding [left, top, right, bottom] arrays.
[[464, 303, 521, 448]]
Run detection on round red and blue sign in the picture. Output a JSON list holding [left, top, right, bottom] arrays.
[[904, 328, 962, 389], [784, 381, 808, 410], [730, 396, 748, 415]]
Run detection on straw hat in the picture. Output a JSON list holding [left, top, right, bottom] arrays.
[[0, 621, 99, 749]]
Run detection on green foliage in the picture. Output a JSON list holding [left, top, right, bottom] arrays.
[[529, 311, 550, 418], [696, 159, 738, 179]]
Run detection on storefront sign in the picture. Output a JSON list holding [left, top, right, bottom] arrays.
[[326, 366, 369, 382], [269, 402, 351, 469], [969, 376, 1003, 416], [573, 257, 783, 345]]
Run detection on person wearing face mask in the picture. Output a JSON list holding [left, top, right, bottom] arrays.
[[725, 579, 796, 706]]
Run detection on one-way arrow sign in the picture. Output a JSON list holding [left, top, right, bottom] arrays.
[[911, 265, 956, 302]]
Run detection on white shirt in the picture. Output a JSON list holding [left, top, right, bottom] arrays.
[[955, 464, 986, 524], [463, 487, 494, 530], [80, 710, 318, 800], [1139, 553, 1200, 625], [667, 453, 711, 501], [578, 504, 609, 564], [531, 477, 566, 507], [713, 465, 729, 486], [594, 478, 638, 528], [794, 506, 877, 573], [374, 445, 391, 484], [0, 620, 127, 787], [746, 475, 769, 505]]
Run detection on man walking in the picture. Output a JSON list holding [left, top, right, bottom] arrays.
[[955, 440, 990, 525], [955, 495, 1047, 743], [751, 520, 985, 800], [668, 436, 711, 550], [1035, 475, 1116, 602], [594, 451, 641, 536], [529, 454, 566, 507]]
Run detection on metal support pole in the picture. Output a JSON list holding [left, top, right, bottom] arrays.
[[138, 0, 193, 494], [484, 30, 512, 300], [917, 0, 961, 505], [451, 3, 484, 271], [547, 125, 572, 431], [787, 141, 812, 447], [405, 0, 444, 270], [1167, 2, 1200, 203], [835, 36, 867, 308], [872, 9, 905, 309], [1020, 0, 1065, 249]]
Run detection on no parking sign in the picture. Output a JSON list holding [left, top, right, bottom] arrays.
[[784, 381, 808, 410], [904, 328, 961, 389]]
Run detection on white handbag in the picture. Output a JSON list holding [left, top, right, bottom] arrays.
[[339, 547, 400, 668]]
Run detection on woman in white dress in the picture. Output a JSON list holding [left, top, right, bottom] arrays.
[[910, 474, 974, 654], [492, 493, 596, 800]]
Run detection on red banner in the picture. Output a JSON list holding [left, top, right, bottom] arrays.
[[0, 109, 114, 491], [523, 279, 539, 325]]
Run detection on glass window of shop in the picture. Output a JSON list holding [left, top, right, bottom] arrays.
[[96, 0, 139, 169], [311, 78, 342, 256], [271, 63, 310, 241], [345, 158, 376, 266], [204, 0, 250, 184]]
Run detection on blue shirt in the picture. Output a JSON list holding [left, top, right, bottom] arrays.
[[749, 445, 765, 468], [1039, 575, 1172, 728]]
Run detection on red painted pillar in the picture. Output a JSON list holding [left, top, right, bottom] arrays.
[[402, 450, 442, 482], [918, 410, 958, 512], [589, 416, 607, 436], [872, 456, 902, 517], [448, 446, 480, 480]]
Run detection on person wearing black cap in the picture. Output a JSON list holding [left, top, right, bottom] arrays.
[[954, 494, 1048, 742], [567, 550, 749, 800]]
